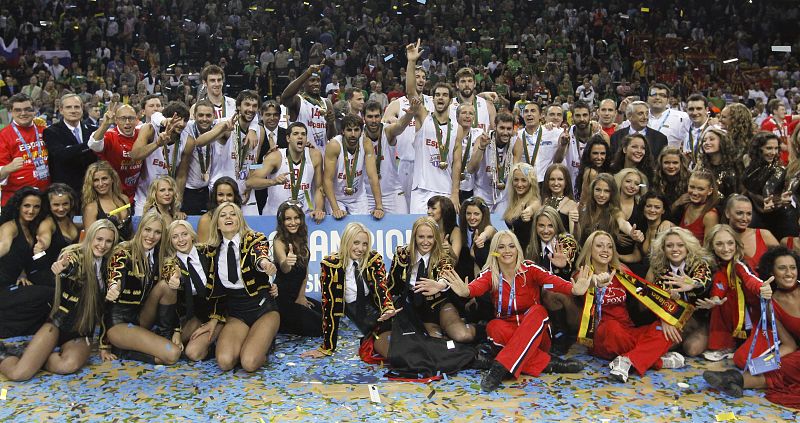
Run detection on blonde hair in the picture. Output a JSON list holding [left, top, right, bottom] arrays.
[[649, 227, 714, 276], [576, 230, 623, 270], [704, 224, 745, 263], [164, 219, 199, 259], [485, 230, 525, 293], [51, 219, 119, 335], [526, 206, 567, 260], [614, 168, 648, 200], [408, 216, 445, 269], [143, 175, 181, 217], [337, 222, 374, 272], [503, 162, 540, 222], [121, 209, 167, 278], [81, 161, 128, 209], [207, 202, 253, 247]]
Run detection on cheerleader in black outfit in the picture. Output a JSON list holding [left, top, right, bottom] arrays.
[[273, 202, 322, 336], [456, 196, 496, 323], [28, 183, 80, 286], [0, 187, 54, 338], [0, 220, 118, 380], [203, 202, 279, 372], [164, 220, 221, 361], [102, 209, 182, 364]]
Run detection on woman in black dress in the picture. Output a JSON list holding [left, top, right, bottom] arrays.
[[273, 201, 322, 336], [82, 161, 133, 240], [28, 183, 80, 286], [0, 187, 53, 338]]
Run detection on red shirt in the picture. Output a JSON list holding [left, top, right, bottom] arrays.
[[0, 122, 50, 205], [97, 127, 141, 203], [469, 260, 573, 324], [602, 124, 617, 138]]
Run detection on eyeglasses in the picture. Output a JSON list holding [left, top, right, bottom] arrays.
[[649, 92, 668, 98], [12, 107, 34, 113]]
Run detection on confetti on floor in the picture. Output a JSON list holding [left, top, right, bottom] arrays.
[[1, 323, 799, 422]]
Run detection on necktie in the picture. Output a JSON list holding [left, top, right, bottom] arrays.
[[72, 126, 81, 143], [269, 132, 275, 148], [186, 256, 207, 297], [413, 258, 428, 307], [353, 261, 367, 303], [417, 258, 428, 280], [467, 229, 474, 249], [227, 241, 239, 285]]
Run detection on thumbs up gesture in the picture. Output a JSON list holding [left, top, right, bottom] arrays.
[[286, 243, 297, 268]]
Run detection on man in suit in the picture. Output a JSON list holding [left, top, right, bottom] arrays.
[[254, 100, 286, 214], [609, 100, 668, 159], [43, 93, 98, 209]]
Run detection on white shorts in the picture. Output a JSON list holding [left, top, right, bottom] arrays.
[[326, 195, 369, 215], [368, 191, 408, 214]]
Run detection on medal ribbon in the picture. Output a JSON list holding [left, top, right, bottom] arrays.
[[434, 117, 452, 168], [287, 150, 307, 201], [343, 141, 360, 193], [522, 126, 543, 165]]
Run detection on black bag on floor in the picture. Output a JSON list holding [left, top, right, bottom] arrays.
[[385, 308, 477, 380]]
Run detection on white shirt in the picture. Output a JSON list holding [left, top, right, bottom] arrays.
[[218, 234, 244, 290], [94, 257, 104, 290], [177, 247, 207, 295], [344, 260, 368, 304], [649, 108, 690, 149], [408, 253, 430, 287]]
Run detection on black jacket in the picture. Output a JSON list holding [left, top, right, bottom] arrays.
[[43, 120, 97, 201]]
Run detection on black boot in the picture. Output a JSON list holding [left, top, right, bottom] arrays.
[[543, 355, 585, 374], [153, 303, 179, 339], [471, 348, 494, 370], [703, 369, 744, 398], [112, 347, 156, 364], [481, 361, 511, 392], [472, 323, 488, 343]]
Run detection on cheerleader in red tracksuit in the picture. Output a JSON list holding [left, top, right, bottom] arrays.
[[697, 224, 772, 361], [426, 230, 596, 392], [578, 231, 689, 383], [705, 246, 800, 410]]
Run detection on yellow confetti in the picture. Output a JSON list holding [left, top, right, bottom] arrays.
[[0, 388, 6, 400], [641, 7, 650, 12], [716, 412, 736, 422]]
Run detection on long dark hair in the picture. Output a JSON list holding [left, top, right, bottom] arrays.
[[575, 135, 610, 200], [45, 183, 79, 219], [207, 176, 243, 212], [427, 195, 457, 237], [0, 186, 46, 235], [275, 201, 309, 268], [610, 133, 653, 180], [459, 196, 491, 238]]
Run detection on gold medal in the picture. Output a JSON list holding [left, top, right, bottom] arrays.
[[344, 187, 354, 195], [497, 182, 506, 191], [438, 162, 448, 170], [460, 172, 467, 181]]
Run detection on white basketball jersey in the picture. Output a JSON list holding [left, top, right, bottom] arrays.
[[413, 115, 458, 194], [364, 129, 402, 197], [296, 96, 329, 151], [331, 135, 367, 203], [265, 148, 315, 214]]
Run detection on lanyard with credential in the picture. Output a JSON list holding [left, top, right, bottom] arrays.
[[496, 271, 516, 318], [654, 110, 671, 132], [11, 122, 44, 163]]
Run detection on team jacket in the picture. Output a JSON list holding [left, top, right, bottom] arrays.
[[51, 250, 107, 336], [387, 245, 454, 309]]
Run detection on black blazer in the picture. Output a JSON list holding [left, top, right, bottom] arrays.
[[255, 126, 287, 214], [175, 245, 214, 323], [609, 126, 668, 160], [43, 120, 97, 201]]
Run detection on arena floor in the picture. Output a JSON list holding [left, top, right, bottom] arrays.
[[1, 323, 797, 422]]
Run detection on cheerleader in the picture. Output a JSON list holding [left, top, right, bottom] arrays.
[[163, 220, 221, 361], [502, 163, 542, 252], [197, 176, 242, 243], [141, 175, 187, 228], [429, 230, 593, 392], [301, 222, 399, 358], [27, 184, 80, 287], [102, 210, 182, 364], [273, 201, 322, 336], [204, 202, 279, 372], [0, 220, 118, 380], [577, 231, 689, 383], [81, 161, 133, 241], [698, 224, 773, 361]]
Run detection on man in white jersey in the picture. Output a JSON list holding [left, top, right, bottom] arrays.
[[406, 39, 466, 213], [194, 90, 263, 215], [450, 67, 496, 133], [553, 101, 606, 190], [193, 65, 236, 120], [683, 93, 712, 167], [363, 100, 416, 214], [467, 112, 515, 212], [131, 101, 191, 215], [454, 104, 482, 202], [511, 102, 563, 182], [246, 122, 325, 221], [180, 99, 216, 215], [382, 65, 434, 208], [281, 64, 336, 151], [648, 83, 690, 149], [323, 114, 384, 219]]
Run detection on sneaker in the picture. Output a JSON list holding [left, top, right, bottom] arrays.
[[702, 348, 734, 362], [609, 355, 632, 383], [660, 351, 686, 369]]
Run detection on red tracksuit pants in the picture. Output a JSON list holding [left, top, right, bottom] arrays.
[[590, 319, 673, 376], [487, 305, 552, 378], [707, 298, 742, 351]]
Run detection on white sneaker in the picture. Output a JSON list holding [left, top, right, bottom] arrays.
[[660, 351, 686, 369], [609, 355, 632, 382], [702, 349, 734, 362]]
